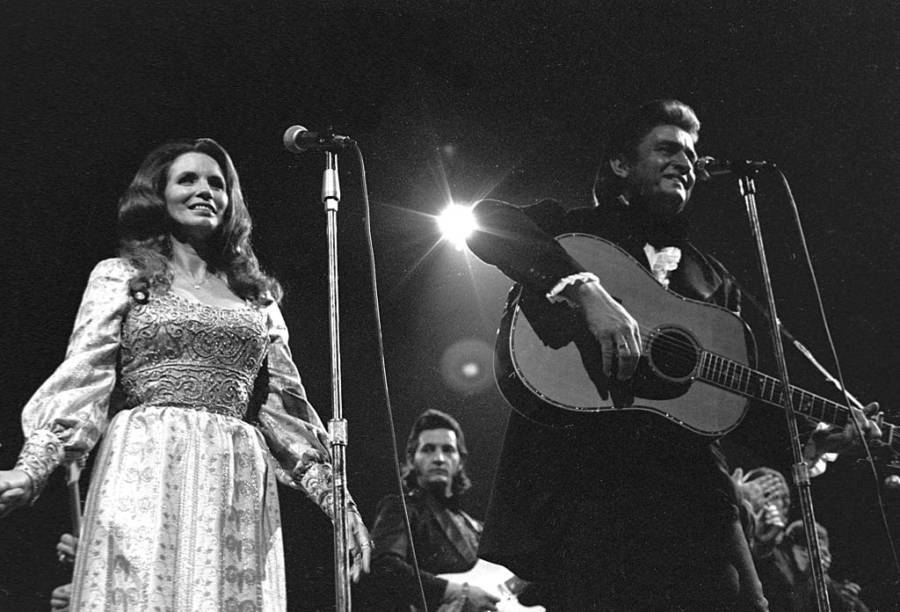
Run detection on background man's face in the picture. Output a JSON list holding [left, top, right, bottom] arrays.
[[412, 428, 461, 497]]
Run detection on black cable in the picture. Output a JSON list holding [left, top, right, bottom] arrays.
[[772, 166, 900, 582], [351, 141, 431, 612]]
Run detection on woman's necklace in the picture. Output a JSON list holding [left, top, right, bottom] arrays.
[[179, 268, 209, 289], [189, 274, 207, 289]]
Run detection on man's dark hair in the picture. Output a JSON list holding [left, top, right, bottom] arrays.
[[401, 409, 471, 496], [593, 99, 701, 205]]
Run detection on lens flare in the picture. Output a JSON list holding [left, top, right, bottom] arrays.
[[437, 204, 477, 251]]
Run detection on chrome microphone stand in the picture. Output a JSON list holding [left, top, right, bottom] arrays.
[[283, 125, 355, 610], [320, 149, 352, 612], [738, 169, 831, 612]]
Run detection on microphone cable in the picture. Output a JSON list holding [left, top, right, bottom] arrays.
[[350, 141, 433, 612], [766, 165, 900, 584]]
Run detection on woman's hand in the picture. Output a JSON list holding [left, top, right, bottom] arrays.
[[57, 533, 80, 564], [347, 506, 372, 582], [752, 503, 786, 554], [0, 469, 33, 517], [736, 469, 787, 512], [50, 583, 72, 611]]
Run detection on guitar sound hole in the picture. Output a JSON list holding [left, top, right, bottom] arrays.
[[647, 327, 699, 381]]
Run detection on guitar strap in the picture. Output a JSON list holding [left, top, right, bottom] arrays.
[[424, 495, 479, 565]]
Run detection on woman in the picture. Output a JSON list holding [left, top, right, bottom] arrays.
[[0, 138, 371, 610]]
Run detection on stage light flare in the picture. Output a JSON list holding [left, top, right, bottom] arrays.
[[440, 339, 493, 395], [437, 203, 477, 251], [460, 362, 481, 378]]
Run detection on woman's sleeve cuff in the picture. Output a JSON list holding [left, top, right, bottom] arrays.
[[294, 458, 335, 519], [14, 429, 65, 502]]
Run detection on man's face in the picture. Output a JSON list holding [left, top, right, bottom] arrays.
[[412, 428, 461, 498], [613, 124, 698, 218]]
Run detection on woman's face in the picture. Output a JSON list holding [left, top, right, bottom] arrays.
[[164, 152, 229, 242]]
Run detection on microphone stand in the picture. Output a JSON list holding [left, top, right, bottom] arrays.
[[66, 459, 85, 537], [733, 279, 871, 410], [320, 150, 352, 611], [738, 171, 831, 611]]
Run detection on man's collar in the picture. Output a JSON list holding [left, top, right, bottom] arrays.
[[411, 486, 460, 509], [597, 195, 691, 247]]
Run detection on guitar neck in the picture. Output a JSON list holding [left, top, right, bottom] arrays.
[[698, 351, 896, 448]]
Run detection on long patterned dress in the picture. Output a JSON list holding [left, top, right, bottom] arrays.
[[15, 258, 337, 611]]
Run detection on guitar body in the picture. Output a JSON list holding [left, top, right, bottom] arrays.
[[437, 559, 546, 612], [496, 233, 755, 434]]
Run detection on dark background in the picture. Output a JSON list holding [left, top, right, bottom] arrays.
[[1, 1, 898, 609]]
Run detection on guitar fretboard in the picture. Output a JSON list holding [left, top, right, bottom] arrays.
[[700, 351, 849, 426], [700, 351, 896, 448]]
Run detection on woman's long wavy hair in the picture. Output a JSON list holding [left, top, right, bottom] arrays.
[[117, 138, 281, 305]]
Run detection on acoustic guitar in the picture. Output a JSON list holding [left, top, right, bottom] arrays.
[[495, 233, 896, 445]]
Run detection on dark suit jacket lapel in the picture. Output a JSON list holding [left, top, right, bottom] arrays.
[[424, 494, 479, 565]]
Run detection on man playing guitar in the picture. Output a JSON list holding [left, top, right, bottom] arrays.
[[465, 99, 881, 611], [360, 409, 543, 611]]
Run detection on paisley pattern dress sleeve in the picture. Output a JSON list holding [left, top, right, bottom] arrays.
[[15, 258, 132, 500], [255, 301, 343, 520]]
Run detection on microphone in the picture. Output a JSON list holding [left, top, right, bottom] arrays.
[[884, 474, 900, 492], [696, 156, 774, 181], [283, 125, 354, 153]]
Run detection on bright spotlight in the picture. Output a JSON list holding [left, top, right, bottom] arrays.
[[437, 203, 476, 250]]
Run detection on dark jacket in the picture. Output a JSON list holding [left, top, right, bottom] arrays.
[[466, 198, 753, 609], [360, 489, 481, 611]]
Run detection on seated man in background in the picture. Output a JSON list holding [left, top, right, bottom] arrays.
[[361, 409, 504, 611]]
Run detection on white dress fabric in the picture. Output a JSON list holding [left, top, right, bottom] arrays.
[[16, 258, 336, 611]]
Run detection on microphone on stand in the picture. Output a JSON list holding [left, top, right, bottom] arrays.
[[884, 474, 900, 492], [283, 125, 354, 153], [696, 156, 774, 181]]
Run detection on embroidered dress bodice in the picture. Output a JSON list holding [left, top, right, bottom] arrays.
[[119, 292, 266, 419]]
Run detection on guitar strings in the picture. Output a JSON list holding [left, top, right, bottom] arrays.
[[632, 324, 701, 359], [630, 325, 798, 403], [572, 319, 857, 424], [628, 323, 743, 380]]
